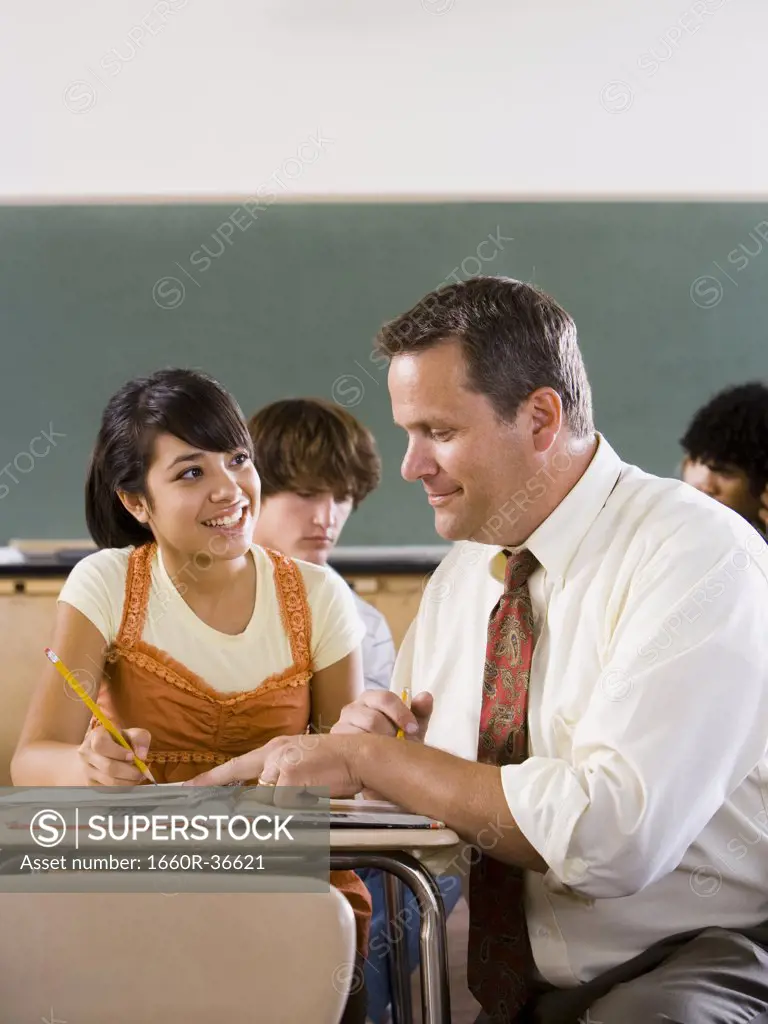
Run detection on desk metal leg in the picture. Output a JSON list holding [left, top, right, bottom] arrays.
[[331, 851, 451, 1024], [383, 873, 413, 1024]]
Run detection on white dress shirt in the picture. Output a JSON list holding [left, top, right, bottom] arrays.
[[392, 434, 768, 986]]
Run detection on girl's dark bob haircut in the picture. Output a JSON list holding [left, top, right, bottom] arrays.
[[85, 368, 253, 549]]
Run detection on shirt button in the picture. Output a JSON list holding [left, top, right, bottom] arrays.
[[536, 927, 550, 939]]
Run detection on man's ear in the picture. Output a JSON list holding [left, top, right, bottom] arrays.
[[117, 490, 150, 524], [527, 388, 562, 454]]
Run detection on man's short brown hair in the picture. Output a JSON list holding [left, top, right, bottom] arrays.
[[248, 398, 382, 508], [374, 276, 594, 438]]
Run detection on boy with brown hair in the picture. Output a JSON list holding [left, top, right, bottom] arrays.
[[248, 397, 395, 695]]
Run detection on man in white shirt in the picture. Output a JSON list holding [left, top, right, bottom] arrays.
[[194, 278, 768, 1024]]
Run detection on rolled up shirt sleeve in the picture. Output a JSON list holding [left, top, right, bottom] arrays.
[[501, 541, 768, 899]]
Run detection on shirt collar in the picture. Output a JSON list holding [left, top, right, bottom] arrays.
[[488, 433, 623, 583]]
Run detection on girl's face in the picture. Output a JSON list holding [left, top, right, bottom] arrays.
[[121, 432, 260, 561]]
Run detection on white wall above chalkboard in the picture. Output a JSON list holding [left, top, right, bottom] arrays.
[[1, 0, 766, 201]]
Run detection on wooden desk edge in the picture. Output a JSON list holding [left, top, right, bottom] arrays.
[[330, 827, 460, 850]]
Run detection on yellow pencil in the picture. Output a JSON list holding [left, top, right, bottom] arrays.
[[396, 686, 412, 740], [44, 647, 157, 784]]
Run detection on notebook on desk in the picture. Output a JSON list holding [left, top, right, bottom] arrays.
[[329, 799, 444, 829]]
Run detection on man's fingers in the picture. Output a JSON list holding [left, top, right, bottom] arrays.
[[331, 721, 385, 737], [332, 690, 432, 738], [334, 705, 401, 737], [185, 762, 239, 787], [410, 691, 434, 740], [185, 749, 266, 787], [410, 691, 434, 721], [259, 763, 281, 785], [355, 690, 422, 733]]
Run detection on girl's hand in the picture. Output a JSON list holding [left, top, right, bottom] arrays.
[[77, 726, 152, 786]]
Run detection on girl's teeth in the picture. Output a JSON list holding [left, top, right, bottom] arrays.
[[205, 508, 244, 527]]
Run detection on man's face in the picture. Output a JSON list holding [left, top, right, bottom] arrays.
[[682, 457, 763, 524], [388, 340, 539, 544], [253, 489, 353, 565]]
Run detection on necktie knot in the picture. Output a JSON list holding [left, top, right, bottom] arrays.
[[504, 548, 539, 593]]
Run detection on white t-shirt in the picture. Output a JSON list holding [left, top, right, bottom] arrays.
[[58, 545, 365, 693]]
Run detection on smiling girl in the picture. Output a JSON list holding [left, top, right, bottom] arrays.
[[11, 369, 371, 1011]]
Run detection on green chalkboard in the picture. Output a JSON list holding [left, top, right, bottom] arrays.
[[0, 202, 766, 544]]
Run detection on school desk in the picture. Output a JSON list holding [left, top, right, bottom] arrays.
[[0, 792, 458, 1024], [331, 824, 460, 1024]]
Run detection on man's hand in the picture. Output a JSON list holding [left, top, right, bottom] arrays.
[[184, 734, 363, 796], [331, 690, 433, 741], [183, 731, 547, 871]]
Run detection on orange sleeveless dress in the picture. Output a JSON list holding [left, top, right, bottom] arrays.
[[99, 542, 371, 953]]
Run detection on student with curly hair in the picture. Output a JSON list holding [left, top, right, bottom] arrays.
[[680, 381, 768, 534]]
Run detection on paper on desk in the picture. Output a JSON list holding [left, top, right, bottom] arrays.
[[329, 798, 444, 829]]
